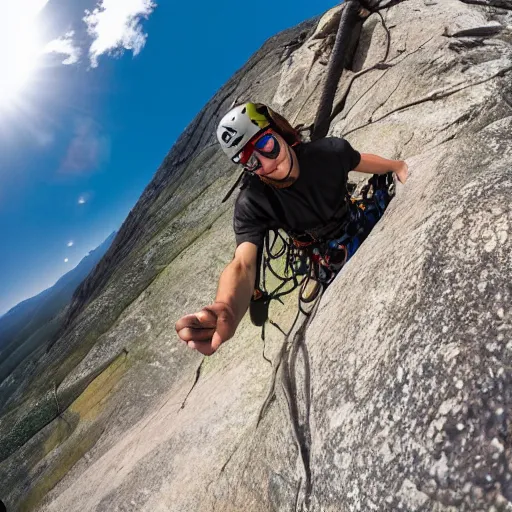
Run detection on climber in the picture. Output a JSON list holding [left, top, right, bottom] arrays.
[[175, 102, 408, 356]]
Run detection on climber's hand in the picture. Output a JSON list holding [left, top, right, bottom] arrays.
[[175, 302, 237, 356], [395, 160, 409, 184]]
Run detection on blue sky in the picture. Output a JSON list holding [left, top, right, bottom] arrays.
[[0, 0, 338, 315]]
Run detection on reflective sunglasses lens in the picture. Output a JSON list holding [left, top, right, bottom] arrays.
[[254, 133, 274, 151], [255, 133, 280, 159]]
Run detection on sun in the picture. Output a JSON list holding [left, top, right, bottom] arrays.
[[0, 1, 48, 107]]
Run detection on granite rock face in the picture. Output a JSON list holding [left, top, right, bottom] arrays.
[[1, 0, 512, 510]]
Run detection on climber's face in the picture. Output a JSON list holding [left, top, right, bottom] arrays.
[[244, 130, 298, 184]]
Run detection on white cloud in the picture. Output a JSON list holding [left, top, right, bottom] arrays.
[[0, 0, 157, 92], [64, 258, 69, 263], [67, 241, 74, 247], [44, 31, 81, 65], [84, 0, 156, 68], [78, 196, 86, 204]]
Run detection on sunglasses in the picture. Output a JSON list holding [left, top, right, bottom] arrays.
[[232, 129, 281, 172]]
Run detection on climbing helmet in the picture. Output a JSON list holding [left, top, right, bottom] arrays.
[[216, 103, 271, 162]]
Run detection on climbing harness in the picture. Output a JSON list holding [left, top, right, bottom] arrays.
[[249, 171, 395, 334]]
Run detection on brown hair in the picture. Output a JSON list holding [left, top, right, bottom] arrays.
[[254, 103, 302, 146]]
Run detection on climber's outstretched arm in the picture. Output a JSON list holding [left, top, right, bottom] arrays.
[[175, 241, 258, 356], [215, 241, 258, 327], [354, 153, 408, 184]]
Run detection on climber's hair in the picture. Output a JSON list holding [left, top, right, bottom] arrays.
[[239, 102, 302, 147]]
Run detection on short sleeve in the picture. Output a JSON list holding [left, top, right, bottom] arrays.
[[233, 190, 269, 248], [328, 137, 361, 177]]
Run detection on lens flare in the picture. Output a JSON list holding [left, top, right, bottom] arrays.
[[0, 1, 49, 108]]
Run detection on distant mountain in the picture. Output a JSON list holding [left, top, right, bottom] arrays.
[[0, 232, 117, 368]]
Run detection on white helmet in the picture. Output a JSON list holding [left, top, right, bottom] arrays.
[[216, 103, 271, 161]]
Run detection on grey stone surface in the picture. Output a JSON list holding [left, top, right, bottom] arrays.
[[0, 0, 511, 510]]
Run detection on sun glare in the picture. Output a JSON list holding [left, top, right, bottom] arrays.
[[0, 2, 48, 107]]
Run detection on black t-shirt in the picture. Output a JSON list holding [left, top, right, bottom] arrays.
[[234, 137, 361, 248]]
